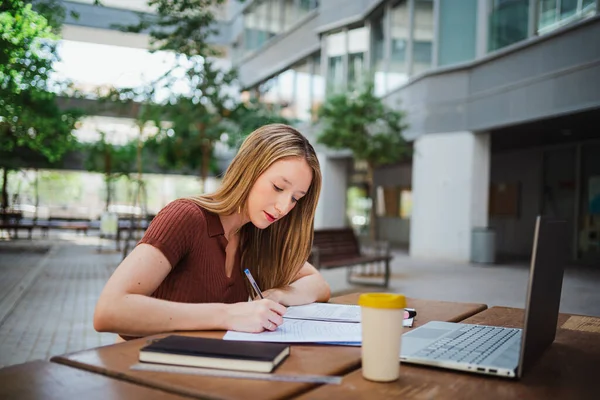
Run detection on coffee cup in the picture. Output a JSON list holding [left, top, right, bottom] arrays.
[[359, 293, 406, 382]]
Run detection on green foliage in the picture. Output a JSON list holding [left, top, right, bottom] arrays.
[[317, 82, 410, 169], [83, 132, 137, 176], [0, 0, 82, 208], [227, 97, 291, 148], [115, 0, 227, 58], [147, 58, 235, 179]]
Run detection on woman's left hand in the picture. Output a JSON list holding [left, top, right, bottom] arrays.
[[260, 288, 288, 305]]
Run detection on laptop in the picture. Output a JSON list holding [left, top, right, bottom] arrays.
[[400, 216, 568, 379]]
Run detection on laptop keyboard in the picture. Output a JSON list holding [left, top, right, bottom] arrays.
[[413, 325, 520, 365]]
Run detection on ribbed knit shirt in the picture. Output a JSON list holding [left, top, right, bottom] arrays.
[[121, 199, 249, 340]]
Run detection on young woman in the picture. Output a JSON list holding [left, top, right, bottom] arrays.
[[93, 124, 330, 340]]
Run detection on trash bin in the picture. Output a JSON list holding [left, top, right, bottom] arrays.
[[471, 227, 496, 264]]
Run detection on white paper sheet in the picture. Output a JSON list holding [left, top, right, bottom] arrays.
[[223, 319, 362, 343], [284, 303, 361, 323]]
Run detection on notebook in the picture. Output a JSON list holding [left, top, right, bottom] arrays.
[[139, 335, 290, 373], [285, 303, 415, 327]]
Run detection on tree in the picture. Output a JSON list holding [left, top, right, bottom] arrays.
[[0, 0, 82, 210], [158, 57, 238, 192], [317, 82, 411, 239], [116, 0, 226, 58], [116, 0, 269, 192], [227, 97, 291, 148], [83, 132, 137, 211]]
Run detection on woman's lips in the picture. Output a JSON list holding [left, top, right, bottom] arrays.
[[264, 211, 276, 222]]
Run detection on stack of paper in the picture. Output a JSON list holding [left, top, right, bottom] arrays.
[[223, 303, 415, 346]]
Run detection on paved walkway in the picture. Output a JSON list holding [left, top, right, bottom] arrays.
[[0, 235, 120, 368], [1, 233, 599, 368]]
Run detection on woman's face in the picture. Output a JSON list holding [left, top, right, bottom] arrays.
[[247, 157, 313, 229]]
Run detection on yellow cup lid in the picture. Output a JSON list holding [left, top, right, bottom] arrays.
[[358, 293, 406, 309]]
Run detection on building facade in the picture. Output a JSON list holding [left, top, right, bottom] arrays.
[[56, 1, 600, 264], [231, 0, 600, 265]]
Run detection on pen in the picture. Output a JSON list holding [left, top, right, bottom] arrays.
[[244, 269, 264, 299]]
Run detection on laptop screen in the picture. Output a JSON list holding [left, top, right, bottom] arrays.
[[518, 216, 568, 377]]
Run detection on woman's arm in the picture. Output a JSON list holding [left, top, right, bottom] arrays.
[[262, 262, 331, 306], [94, 244, 286, 336]]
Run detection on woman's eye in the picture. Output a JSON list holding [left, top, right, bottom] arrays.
[[273, 185, 283, 192], [292, 197, 298, 203]]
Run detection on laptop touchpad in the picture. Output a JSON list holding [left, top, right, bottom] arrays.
[[404, 328, 453, 339]]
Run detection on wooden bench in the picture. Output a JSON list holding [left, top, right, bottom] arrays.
[[310, 228, 393, 288], [0, 223, 35, 239], [37, 220, 89, 237]]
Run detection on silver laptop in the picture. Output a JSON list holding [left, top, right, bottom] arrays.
[[400, 216, 568, 379]]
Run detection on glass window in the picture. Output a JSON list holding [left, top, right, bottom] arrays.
[[400, 189, 413, 219], [326, 31, 346, 92], [292, 60, 311, 121], [311, 54, 325, 121], [488, 0, 529, 52], [538, 0, 558, 31], [411, 0, 434, 75], [254, 1, 271, 47], [348, 53, 365, 89], [243, 5, 259, 56], [371, 12, 386, 96], [283, 0, 297, 30], [259, 76, 280, 108], [278, 69, 296, 119], [389, 1, 409, 90], [268, 0, 282, 37], [438, 0, 477, 66], [560, 0, 579, 19], [538, 0, 597, 34], [347, 27, 368, 88], [298, 0, 313, 20]]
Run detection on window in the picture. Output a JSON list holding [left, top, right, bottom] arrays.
[[292, 61, 311, 121], [411, 0, 434, 75], [488, 0, 529, 52], [371, 12, 387, 95], [310, 54, 325, 121], [538, 0, 597, 34], [389, 1, 409, 90], [326, 31, 346, 92], [347, 27, 368, 88], [438, 0, 477, 66], [376, 187, 412, 219]]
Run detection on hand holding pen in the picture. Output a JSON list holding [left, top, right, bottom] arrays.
[[244, 269, 264, 299]]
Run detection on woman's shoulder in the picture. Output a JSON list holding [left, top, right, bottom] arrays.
[[155, 198, 210, 223]]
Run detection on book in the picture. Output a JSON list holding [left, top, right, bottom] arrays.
[[139, 335, 290, 373]]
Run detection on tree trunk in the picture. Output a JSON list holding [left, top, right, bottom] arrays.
[[1, 168, 8, 212], [104, 149, 112, 211], [367, 164, 378, 241], [34, 169, 39, 221], [196, 123, 210, 194], [200, 141, 211, 194]]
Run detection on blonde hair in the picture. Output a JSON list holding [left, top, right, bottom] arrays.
[[188, 124, 322, 291]]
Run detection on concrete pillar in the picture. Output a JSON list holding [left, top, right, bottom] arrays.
[[409, 131, 490, 261], [314, 154, 348, 229]]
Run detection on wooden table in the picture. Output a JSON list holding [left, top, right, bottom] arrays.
[[297, 307, 600, 400], [0, 360, 187, 400], [50, 295, 486, 400]]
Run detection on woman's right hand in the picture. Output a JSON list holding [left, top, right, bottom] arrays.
[[225, 299, 287, 333]]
